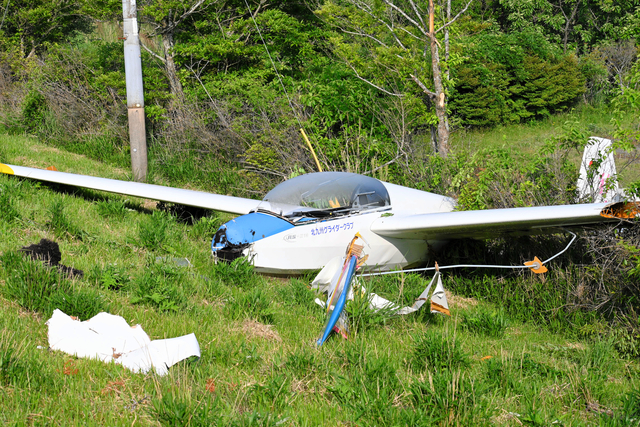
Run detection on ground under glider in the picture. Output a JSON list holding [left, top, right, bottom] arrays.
[[1, 139, 638, 275]]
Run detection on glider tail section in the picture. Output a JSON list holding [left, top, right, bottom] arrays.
[[577, 137, 619, 203]]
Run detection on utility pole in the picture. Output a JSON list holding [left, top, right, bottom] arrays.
[[122, 0, 147, 181]]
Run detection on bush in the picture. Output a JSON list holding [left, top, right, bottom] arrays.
[[451, 31, 585, 127]]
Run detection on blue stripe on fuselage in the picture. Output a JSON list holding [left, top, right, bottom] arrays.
[[211, 212, 294, 250]]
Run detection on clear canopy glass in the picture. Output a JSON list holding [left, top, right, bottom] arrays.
[[258, 172, 390, 218]]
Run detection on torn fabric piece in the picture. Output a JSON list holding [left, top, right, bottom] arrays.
[[362, 271, 449, 316], [312, 267, 450, 317], [429, 274, 450, 316], [46, 309, 200, 376]]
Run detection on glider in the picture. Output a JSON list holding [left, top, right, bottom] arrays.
[[1, 138, 638, 275]]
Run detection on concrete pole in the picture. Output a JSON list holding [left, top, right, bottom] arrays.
[[123, 0, 147, 182]]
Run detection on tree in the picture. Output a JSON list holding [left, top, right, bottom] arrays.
[[492, 0, 640, 54], [317, 0, 472, 157], [137, 0, 219, 100], [0, 0, 92, 57]]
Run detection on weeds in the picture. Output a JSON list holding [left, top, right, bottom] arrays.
[[329, 353, 403, 425], [189, 214, 222, 241], [251, 373, 291, 411], [213, 257, 261, 289], [91, 263, 130, 291], [130, 260, 187, 312], [0, 331, 58, 393], [48, 199, 84, 239], [410, 370, 484, 424], [461, 307, 509, 338], [95, 199, 128, 220], [277, 278, 316, 310], [48, 287, 106, 320], [0, 251, 71, 314], [225, 287, 275, 324], [0, 179, 22, 223], [151, 393, 220, 426], [345, 283, 397, 334], [137, 210, 174, 251], [410, 330, 470, 373]]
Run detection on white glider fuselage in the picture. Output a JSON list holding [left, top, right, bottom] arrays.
[[245, 182, 455, 274]]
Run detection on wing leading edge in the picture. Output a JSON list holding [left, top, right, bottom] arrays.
[[0, 163, 260, 215], [371, 202, 639, 240]]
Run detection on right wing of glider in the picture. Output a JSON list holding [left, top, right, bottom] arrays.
[[371, 202, 639, 240], [0, 163, 260, 215]]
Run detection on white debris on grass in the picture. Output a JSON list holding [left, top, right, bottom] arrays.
[[46, 309, 200, 376]]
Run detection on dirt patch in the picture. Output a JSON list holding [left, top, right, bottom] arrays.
[[239, 319, 282, 342], [143, 200, 158, 210], [445, 290, 478, 309]]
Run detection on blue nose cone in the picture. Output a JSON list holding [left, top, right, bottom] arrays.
[[211, 212, 294, 255]]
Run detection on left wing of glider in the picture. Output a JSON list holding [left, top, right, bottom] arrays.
[[372, 202, 639, 240], [0, 163, 260, 215]]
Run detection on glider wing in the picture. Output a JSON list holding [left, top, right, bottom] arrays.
[[371, 202, 639, 240], [0, 163, 259, 215]]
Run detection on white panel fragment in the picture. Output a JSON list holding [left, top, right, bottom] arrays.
[[46, 309, 200, 375]]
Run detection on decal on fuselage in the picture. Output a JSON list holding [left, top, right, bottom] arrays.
[[310, 222, 354, 236]]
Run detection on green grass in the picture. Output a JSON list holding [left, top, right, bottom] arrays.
[[0, 132, 639, 425]]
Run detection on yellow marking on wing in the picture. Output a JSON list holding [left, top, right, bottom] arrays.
[[0, 164, 14, 175]]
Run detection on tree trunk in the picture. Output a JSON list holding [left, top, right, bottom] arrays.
[[429, 0, 449, 157], [161, 31, 183, 100]]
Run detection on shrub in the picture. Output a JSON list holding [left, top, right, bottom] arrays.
[[451, 31, 585, 127]]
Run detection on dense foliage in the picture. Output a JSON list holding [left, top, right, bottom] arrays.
[[0, 0, 637, 188]]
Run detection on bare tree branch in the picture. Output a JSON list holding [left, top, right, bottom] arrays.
[[140, 40, 166, 63], [410, 73, 436, 97], [436, 0, 473, 33], [346, 62, 405, 97]]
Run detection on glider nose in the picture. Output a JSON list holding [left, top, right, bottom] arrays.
[[211, 212, 294, 262]]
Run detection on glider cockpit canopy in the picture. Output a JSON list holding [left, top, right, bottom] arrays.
[[257, 172, 390, 219]]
